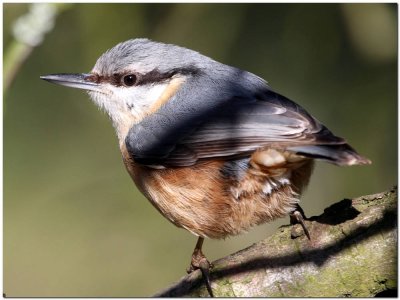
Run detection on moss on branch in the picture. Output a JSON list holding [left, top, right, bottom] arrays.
[[155, 187, 397, 297]]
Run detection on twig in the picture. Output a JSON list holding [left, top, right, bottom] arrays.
[[155, 187, 397, 297]]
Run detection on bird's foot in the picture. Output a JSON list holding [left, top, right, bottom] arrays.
[[187, 248, 214, 297], [290, 204, 311, 240]]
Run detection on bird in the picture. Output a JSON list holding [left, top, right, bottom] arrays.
[[41, 38, 370, 296]]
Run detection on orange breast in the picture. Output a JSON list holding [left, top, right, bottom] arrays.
[[120, 144, 314, 239]]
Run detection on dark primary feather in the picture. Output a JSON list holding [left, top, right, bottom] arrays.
[[126, 66, 368, 167]]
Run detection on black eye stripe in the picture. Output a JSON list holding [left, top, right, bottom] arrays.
[[138, 68, 200, 85], [87, 67, 200, 87], [138, 70, 173, 85]]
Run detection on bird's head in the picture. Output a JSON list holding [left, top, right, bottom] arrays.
[[41, 38, 214, 142]]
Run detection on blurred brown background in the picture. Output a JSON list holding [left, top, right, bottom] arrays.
[[3, 3, 397, 297]]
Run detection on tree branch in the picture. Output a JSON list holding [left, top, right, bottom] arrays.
[[155, 187, 397, 297]]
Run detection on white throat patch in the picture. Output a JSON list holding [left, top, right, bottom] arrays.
[[88, 77, 185, 144]]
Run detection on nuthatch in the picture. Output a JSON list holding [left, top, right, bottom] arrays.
[[41, 38, 370, 296]]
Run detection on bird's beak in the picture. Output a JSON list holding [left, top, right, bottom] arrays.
[[40, 73, 101, 92]]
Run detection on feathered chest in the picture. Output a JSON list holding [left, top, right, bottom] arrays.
[[120, 143, 314, 239]]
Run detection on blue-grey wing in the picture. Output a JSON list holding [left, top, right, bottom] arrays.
[[161, 92, 354, 166], [125, 70, 367, 167]]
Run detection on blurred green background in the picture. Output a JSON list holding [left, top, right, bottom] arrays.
[[3, 3, 397, 297]]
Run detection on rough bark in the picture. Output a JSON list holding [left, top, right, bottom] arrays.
[[155, 187, 397, 297]]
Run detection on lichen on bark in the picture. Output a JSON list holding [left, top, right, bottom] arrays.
[[155, 187, 397, 297]]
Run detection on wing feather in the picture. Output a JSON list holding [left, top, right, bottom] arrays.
[[125, 68, 365, 167], [129, 93, 346, 166]]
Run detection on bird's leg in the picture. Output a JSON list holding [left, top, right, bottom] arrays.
[[290, 204, 311, 240], [187, 237, 214, 297]]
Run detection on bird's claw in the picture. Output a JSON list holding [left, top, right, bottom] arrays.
[[290, 205, 311, 240], [187, 249, 214, 297]]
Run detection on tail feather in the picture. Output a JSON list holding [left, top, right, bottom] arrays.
[[288, 144, 371, 166]]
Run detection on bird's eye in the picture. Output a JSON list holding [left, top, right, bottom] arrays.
[[122, 74, 137, 87]]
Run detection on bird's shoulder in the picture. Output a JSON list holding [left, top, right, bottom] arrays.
[[125, 67, 343, 167]]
